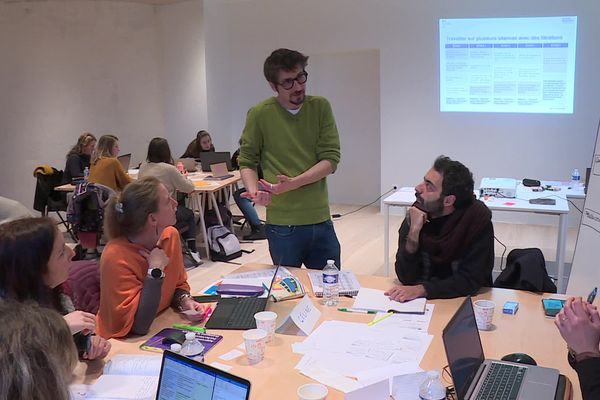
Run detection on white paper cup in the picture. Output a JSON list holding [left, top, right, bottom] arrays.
[[254, 311, 277, 342], [473, 300, 495, 330], [297, 383, 328, 400], [242, 328, 267, 364]]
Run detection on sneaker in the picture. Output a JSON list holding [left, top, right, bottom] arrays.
[[243, 224, 266, 241], [189, 251, 203, 265]]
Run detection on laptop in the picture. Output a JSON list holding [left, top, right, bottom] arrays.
[[204, 162, 234, 180], [442, 297, 559, 400], [198, 152, 234, 172], [205, 266, 279, 330], [156, 350, 250, 400], [117, 153, 132, 171]]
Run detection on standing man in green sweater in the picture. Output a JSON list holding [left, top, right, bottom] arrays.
[[237, 48, 341, 270]]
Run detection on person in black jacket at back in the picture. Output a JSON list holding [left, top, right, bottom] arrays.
[[385, 155, 494, 301], [556, 297, 600, 400], [64, 132, 96, 183]]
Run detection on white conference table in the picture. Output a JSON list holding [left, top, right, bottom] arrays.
[[383, 184, 572, 293]]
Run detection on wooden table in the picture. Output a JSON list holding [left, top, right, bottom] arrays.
[[55, 171, 241, 259], [75, 263, 578, 399]]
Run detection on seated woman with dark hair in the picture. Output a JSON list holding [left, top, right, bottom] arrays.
[[139, 137, 201, 263], [64, 132, 96, 183], [0, 217, 111, 360], [181, 130, 215, 159], [97, 176, 206, 339], [0, 301, 79, 400], [89, 134, 132, 192]]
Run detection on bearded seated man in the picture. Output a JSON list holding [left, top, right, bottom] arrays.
[[385, 155, 494, 302]]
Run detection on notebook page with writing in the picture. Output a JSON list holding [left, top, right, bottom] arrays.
[[352, 288, 426, 314], [308, 270, 361, 297]]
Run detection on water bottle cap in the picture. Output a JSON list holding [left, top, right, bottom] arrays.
[[170, 343, 182, 352], [326, 259, 335, 265], [185, 332, 196, 340]]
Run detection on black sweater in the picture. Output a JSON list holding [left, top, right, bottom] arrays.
[[394, 212, 494, 299], [574, 357, 600, 400], [63, 153, 91, 183]]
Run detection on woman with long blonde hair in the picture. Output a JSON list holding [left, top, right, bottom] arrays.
[[89, 134, 132, 191]]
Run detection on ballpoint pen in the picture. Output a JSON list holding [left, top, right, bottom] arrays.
[[587, 287, 597, 304], [337, 308, 377, 314], [367, 311, 394, 326], [173, 324, 206, 333]]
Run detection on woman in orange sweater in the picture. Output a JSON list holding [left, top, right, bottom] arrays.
[[89, 134, 132, 192], [96, 176, 205, 338]]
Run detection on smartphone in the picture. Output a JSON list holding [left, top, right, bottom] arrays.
[[192, 294, 221, 303], [542, 298, 566, 317], [529, 198, 556, 205]]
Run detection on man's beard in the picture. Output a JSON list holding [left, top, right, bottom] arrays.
[[416, 193, 444, 217]]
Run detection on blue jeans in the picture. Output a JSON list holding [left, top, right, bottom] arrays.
[[265, 220, 341, 270], [233, 188, 261, 226]]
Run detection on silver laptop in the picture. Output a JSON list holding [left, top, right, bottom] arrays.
[[442, 297, 559, 400], [117, 153, 131, 171]]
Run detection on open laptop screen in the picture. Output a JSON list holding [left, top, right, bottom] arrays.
[[442, 297, 485, 400], [156, 350, 250, 400]]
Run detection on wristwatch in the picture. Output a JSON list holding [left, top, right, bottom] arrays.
[[147, 267, 165, 279]]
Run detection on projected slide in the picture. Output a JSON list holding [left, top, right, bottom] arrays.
[[439, 16, 577, 114]]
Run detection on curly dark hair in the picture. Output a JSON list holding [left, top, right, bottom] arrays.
[[432, 155, 474, 209], [263, 48, 309, 83]]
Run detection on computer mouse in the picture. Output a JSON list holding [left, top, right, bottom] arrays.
[[501, 353, 537, 366]]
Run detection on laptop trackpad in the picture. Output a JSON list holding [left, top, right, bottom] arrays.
[[520, 369, 559, 399]]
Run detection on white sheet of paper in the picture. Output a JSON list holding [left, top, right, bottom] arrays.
[[300, 365, 363, 393], [370, 304, 435, 332], [87, 375, 158, 399], [353, 288, 426, 314], [103, 354, 162, 376], [219, 349, 244, 361], [223, 267, 294, 280], [210, 362, 233, 372], [391, 372, 427, 399], [276, 295, 321, 336], [344, 378, 389, 400]]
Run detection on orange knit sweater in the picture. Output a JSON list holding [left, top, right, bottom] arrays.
[[96, 227, 190, 338], [89, 157, 132, 192]]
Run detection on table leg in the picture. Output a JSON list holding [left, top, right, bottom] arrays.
[[384, 203, 390, 276], [557, 213, 568, 293], [209, 193, 224, 226], [190, 193, 209, 258]]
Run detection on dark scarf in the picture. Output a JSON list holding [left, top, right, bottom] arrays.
[[419, 199, 491, 264]]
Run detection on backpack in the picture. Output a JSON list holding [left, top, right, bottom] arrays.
[[204, 204, 232, 227], [67, 182, 114, 234], [494, 248, 557, 293], [207, 225, 242, 261]]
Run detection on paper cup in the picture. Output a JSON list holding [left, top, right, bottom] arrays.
[[242, 328, 267, 364], [254, 311, 277, 342], [297, 383, 328, 400], [473, 300, 495, 330]]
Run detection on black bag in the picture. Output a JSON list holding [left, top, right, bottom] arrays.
[[494, 248, 557, 293], [204, 204, 232, 227]]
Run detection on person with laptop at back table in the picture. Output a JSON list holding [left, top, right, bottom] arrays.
[[181, 130, 215, 159], [89, 134, 133, 192], [238, 48, 341, 270], [555, 296, 600, 399], [385, 155, 494, 302], [63, 132, 96, 183]]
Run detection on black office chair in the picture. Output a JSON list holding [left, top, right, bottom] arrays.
[[33, 167, 76, 241]]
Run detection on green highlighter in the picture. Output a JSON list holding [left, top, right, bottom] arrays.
[[173, 324, 206, 333]]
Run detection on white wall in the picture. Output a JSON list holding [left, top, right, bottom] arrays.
[[0, 1, 167, 209], [203, 0, 600, 220], [156, 0, 208, 157]]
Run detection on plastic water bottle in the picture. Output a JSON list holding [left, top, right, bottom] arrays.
[[181, 332, 204, 360], [322, 259, 339, 307], [419, 370, 446, 400], [83, 166, 90, 182], [169, 343, 182, 354], [571, 168, 581, 186]]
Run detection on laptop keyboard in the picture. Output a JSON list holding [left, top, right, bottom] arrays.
[[475, 362, 526, 400], [227, 298, 265, 328]]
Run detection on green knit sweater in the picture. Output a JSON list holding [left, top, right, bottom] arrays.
[[238, 95, 341, 225]]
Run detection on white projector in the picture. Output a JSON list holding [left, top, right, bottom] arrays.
[[479, 177, 518, 198]]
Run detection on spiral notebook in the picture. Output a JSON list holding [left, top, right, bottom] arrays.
[[307, 270, 361, 297]]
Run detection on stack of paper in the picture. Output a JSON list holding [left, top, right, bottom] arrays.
[[353, 288, 427, 314]]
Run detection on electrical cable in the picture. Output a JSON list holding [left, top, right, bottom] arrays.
[[494, 235, 508, 271], [332, 186, 397, 219]]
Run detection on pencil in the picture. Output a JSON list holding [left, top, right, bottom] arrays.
[[367, 311, 394, 326]]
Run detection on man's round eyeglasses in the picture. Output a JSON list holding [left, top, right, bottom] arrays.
[[278, 71, 308, 90]]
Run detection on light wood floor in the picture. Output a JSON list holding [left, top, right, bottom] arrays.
[[183, 203, 579, 292]]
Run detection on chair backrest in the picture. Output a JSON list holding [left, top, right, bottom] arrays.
[[33, 168, 67, 213]]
